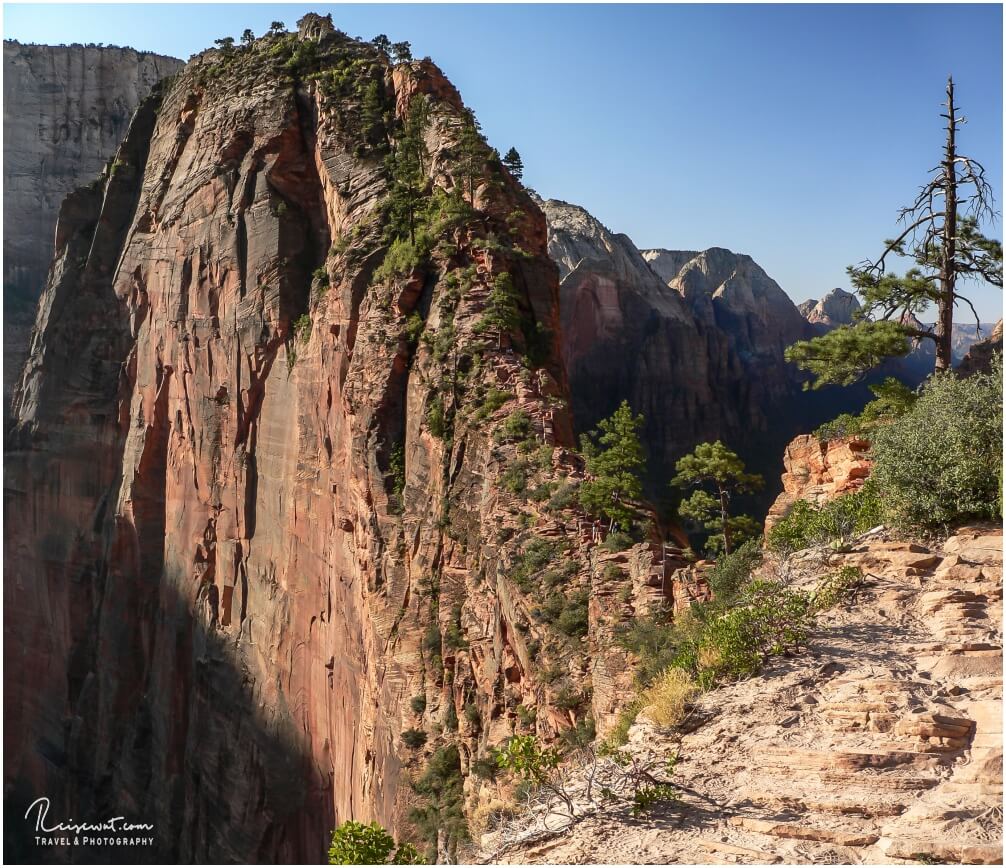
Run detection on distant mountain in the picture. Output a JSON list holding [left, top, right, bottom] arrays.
[[538, 196, 881, 508]]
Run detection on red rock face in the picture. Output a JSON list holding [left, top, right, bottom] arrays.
[[4, 25, 662, 863], [765, 434, 872, 531]]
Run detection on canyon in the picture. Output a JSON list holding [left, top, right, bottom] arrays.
[[2, 19, 1000, 868], [4, 18, 689, 862]]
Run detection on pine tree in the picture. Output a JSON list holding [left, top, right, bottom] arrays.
[[384, 95, 430, 243], [240, 29, 255, 47], [371, 34, 391, 55], [475, 271, 521, 349], [267, 21, 286, 36], [672, 441, 762, 556], [786, 78, 1002, 387], [391, 41, 413, 63], [502, 147, 524, 182], [456, 109, 484, 205], [579, 402, 646, 531]]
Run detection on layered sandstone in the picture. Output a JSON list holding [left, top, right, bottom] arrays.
[[4, 19, 668, 862], [765, 434, 873, 531], [2, 40, 182, 410], [484, 524, 1004, 865]]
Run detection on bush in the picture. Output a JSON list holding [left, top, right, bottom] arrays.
[[600, 531, 633, 552], [410, 694, 427, 714], [473, 387, 512, 422], [511, 537, 558, 590], [631, 783, 676, 817], [546, 479, 579, 511], [640, 668, 698, 728], [496, 409, 532, 443], [555, 590, 589, 639], [471, 755, 497, 780], [767, 480, 883, 554], [501, 462, 528, 497], [426, 395, 447, 439], [815, 377, 917, 441], [402, 728, 427, 749], [328, 820, 423, 865], [869, 359, 1002, 529], [704, 539, 761, 600]]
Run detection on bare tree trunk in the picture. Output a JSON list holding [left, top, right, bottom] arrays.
[[937, 76, 958, 372], [719, 485, 731, 556], [437, 828, 451, 865]]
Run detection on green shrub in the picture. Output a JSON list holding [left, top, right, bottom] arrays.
[[328, 820, 423, 864], [501, 462, 528, 496], [473, 387, 512, 422], [812, 565, 863, 611], [555, 590, 590, 639], [402, 728, 427, 749], [605, 699, 643, 748], [516, 703, 537, 728], [293, 313, 312, 342], [704, 539, 761, 600], [496, 409, 532, 443], [631, 783, 676, 817], [815, 377, 917, 441], [471, 756, 497, 780], [560, 716, 596, 749], [600, 531, 633, 553], [869, 359, 1002, 529], [511, 537, 558, 590], [554, 684, 584, 711], [767, 480, 883, 554], [409, 745, 467, 859], [388, 441, 406, 514], [427, 395, 447, 439], [410, 694, 427, 714], [403, 312, 424, 346], [546, 479, 580, 511]]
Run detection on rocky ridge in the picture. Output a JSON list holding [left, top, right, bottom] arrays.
[[3, 39, 182, 410], [4, 19, 678, 862], [481, 522, 1004, 865]]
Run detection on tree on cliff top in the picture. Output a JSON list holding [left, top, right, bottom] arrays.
[[672, 441, 762, 556], [502, 147, 524, 182], [786, 77, 1002, 387], [579, 401, 646, 532]]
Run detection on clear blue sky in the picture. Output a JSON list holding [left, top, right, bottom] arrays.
[[4, 3, 1003, 319]]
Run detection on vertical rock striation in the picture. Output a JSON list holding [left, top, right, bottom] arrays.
[[5, 20, 669, 862], [2, 40, 183, 411]]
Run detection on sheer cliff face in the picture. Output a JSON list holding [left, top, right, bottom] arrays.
[[6, 22, 671, 863], [2, 41, 183, 409], [540, 199, 720, 483]]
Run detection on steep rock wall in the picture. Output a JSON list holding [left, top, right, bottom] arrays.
[[5, 20, 663, 862], [2, 40, 183, 411]]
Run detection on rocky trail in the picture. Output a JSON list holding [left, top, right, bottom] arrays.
[[482, 526, 1003, 865]]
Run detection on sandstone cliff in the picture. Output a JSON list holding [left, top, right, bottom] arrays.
[[2, 40, 183, 411], [5, 19, 677, 862], [542, 199, 859, 507], [765, 434, 872, 531]]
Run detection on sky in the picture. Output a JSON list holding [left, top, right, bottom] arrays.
[[4, 3, 1003, 319]]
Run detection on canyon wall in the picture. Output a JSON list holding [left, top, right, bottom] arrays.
[[4, 19, 678, 862], [543, 198, 866, 505], [2, 40, 182, 411]]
